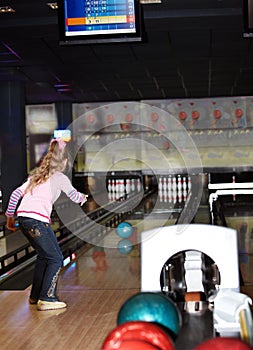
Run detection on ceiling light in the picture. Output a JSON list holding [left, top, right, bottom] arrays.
[[47, 2, 58, 10], [0, 6, 15, 13], [54, 83, 72, 93], [140, 0, 161, 3], [57, 89, 72, 92], [54, 83, 71, 88]]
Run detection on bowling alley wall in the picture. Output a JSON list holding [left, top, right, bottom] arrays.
[[25, 96, 253, 172], [72, 96, 253, 173]]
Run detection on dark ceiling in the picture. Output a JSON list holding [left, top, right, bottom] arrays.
[[0, 0, 252, 104]]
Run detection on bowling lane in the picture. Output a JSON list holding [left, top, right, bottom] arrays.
[[58, 219, 179, 292], [55, 194, 214, 349], [1, 187, 249, 350], [0, 287, 140, 350], [0, 193, 183, 350], [0, 191, 193, 350], [57, 186, 184, 289], [210, 194, 253, 293]]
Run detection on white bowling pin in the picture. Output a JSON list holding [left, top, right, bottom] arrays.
[[158, 177, 163, 191], [188, 176, 192, 192], [177, 175, 182, 191], [137, 179, 141, 192], [167, 176, 172, 191], [108, 179, 112, 193], [163, 177, 167, 190], [183, 189, 187, 202], [182, 176, 187, 191], [126, 179, 131, 194], [232, 175, 236, 201]]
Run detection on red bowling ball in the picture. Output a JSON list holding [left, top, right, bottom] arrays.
[[103, 339, 160, 349], [194, 337, 252, 349], [101, 321, 175, 350]]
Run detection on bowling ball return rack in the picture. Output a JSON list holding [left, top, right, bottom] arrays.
[[175, 301, 213, 349], [141, 224, 253, 348]]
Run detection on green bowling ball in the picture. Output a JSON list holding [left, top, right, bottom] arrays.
[[117, 292, 182, 338]]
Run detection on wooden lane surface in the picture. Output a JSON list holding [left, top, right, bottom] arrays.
[[1, 238, 253, 350], [0, 245, 141, 350], [0, 289, 140, 350]]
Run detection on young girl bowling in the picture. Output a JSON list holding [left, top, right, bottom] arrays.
[[5, 138, 88, 311]]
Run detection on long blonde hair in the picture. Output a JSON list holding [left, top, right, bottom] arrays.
[[26, 139, 69, 194]]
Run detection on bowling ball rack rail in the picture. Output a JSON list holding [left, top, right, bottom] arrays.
[[0, 189, 154, 289]]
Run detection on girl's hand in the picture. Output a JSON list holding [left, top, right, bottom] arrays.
[[6, 217, 18, 232], [80, 194, 89, 206]]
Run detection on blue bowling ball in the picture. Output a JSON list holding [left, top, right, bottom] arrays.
[[117, 292, 182, 337], [116, 222, 133, 239], [117, 239, 134, 255]]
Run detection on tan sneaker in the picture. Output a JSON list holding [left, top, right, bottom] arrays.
[[37, 299, 67, 311], [29, 297, 38, 304]]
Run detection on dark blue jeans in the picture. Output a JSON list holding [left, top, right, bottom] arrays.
[[18, 217, 63, 302]]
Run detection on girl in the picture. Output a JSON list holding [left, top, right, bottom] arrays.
[[5, 138, 88, 311]]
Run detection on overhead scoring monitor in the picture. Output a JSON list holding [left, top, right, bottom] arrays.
[[58, 0, 142, 44]]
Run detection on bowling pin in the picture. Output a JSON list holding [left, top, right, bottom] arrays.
[[173, 189, 177, 204], [182, 176, 187, 191], [167, 175, 172, 191], [131, 178, 135, 192], [163, 177, 167, 190], [112, 179, 116, 198], [232, 175, 236, 201], [188, 176, 192, 192], [172, 176, 177, 191], [158, 177, 163, 191], [178, 189, 182, 203], [177, 175, 182, 191], [108, 179, 112, 193], [119, 179, 124, 194], [126, 179, 131, 194], [183, 189, 187, 202], [163, 189, 168, 202], [137, 179, 141, 192], [115, 179, 120, 199], [115, 179, 119, 192]]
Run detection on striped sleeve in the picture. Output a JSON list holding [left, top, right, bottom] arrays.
[[5, 188, 23, 217], [67, 188, 84, 203], [56, 173, 85, 203]]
